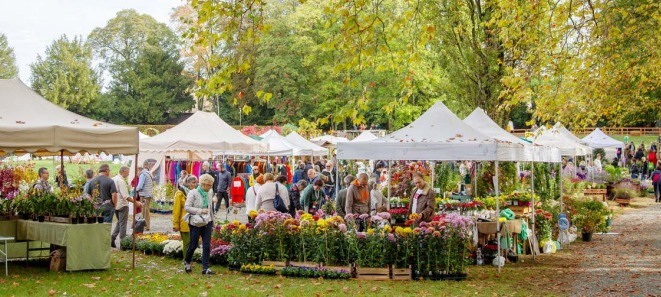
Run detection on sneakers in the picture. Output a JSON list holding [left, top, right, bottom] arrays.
[[183, 262, 192, 273], [202, 269, 215, 275]]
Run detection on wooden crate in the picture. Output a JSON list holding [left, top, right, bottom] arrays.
[[289, 261, 319, 268], [391, 267, 412, 280], [584, 189, 607, 202], [49, 216, 73, 224], [262, 261, 288, 271], [320, 265, 352, 273], [355, 267, 390, 280], [507, 205, 532, 216], [615, 198, 631, 206]]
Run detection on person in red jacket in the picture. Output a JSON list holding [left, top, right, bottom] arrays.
[[648, 149, 657, 168]]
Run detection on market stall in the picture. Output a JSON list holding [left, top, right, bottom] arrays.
[[351, 131, 378, 142], [284, 131, 328, 156], [0, 79, 139, 271], [581, 128, 624, 149]]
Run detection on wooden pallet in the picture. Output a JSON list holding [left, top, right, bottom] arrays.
[[320, 265, 352, 273], [391, 267, 412, 280], [355, 267, 390, 280], [615, 198, 631, 206], [262, 261, 288, 271]]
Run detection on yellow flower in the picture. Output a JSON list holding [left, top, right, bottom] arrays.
[[317, 219, 328, 228], [409, 213, 421, 221], [383, 225, 392, 233], [248, 210, 258, 219], [367, 228, 374, 235], [498, 217, 507, 223], [232, 220, 240, 226], [301, 213, 313, 221], [395, 226, 404, 236], [403, 227, 412, 235], [238, 224, 247, 231]]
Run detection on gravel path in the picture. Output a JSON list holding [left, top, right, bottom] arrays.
[[567, 202, 661, 296]]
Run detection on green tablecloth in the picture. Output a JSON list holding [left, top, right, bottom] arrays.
[[0, 220, 50, 259], [16, 220, 110, 271]]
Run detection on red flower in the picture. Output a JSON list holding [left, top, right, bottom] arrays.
[[404, 219, 414, 226]]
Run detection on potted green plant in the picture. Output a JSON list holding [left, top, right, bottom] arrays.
[[571, 200, 610, 241]]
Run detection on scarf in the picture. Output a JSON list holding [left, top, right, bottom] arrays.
[[353, 180, 369, 204], [197, 185, 209, 208]]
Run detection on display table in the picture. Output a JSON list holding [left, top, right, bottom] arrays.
[[0, 235, 14, 276], [0, 220, 50, 259], [16, 220, 110, 271]]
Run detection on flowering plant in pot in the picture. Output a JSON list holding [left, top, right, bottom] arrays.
[[571, 200, 610, 241]]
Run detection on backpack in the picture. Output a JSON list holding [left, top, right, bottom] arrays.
[[273, 183, 289, 213], [652, 170, 661, 184]]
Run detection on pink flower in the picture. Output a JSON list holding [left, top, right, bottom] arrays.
[[387, 233, 396, 242], [356, 232, 366, 239], [359, 214, 369, 220], [378, 212, 391, 220], [338, 224, 347, 233]]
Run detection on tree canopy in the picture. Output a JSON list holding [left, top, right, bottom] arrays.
[[0, 33, 19, 79], [29, 35, 100, 115]]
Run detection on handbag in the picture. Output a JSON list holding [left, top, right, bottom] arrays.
[[184, 212, 210, 227], [273, 184, 289, 213]]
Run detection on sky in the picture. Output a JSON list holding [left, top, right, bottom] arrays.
[[0, 0, 183, 83]]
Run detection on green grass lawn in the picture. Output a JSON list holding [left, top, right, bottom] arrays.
[[2, 159, 123, 183], [0, 251, 562, 297]]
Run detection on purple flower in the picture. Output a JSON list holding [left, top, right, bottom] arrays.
[[377, 212, 391, 220], [371, 215, 383, 222], [387, 233, 396, 243], [358, 214, 369, 220], [356, 232, 366, 239]]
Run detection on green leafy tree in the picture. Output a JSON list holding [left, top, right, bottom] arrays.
[[29, 35, 100, 115], [88, 9, 195, 124], [102, 38, 195, 124], [0, 33, 18, 79]]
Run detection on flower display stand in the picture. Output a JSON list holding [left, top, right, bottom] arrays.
[[584, 189, 607, 202], [355, 266, 390, 280], [261, 260, 288, 271], [507, 205, 532, 216], [391, 266, 412, 280]]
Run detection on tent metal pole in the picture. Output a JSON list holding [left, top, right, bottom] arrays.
[[495, 160, 501, 272], [559, 163, 564, 213], [387, 161, 391, 210], [131, 153, 139, 270], [474, 162, 478, 198], [60, 150, 64, 190], [430, 161, 435, 194], [531, 161, 536, 261]]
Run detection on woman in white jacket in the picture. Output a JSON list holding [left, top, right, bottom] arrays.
[[245, 174, 264, 217], [183, 173, 215, 275], [255, 173, 290, 212]]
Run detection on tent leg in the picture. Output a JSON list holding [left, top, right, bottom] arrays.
[[531, 161, 536, 260], [132, 153, 138, 270], [474, 162, 478, 198], [387, 161, 391, 210], [430, 161, 435, 195], [60, 150, 64, 190], [495, 161, 501, 273], [559, 163, 564, 213]]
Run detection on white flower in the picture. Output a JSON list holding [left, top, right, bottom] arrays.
[[162, 240, 183, 256]]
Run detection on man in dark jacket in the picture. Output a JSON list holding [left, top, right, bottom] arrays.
[[215, 163, 233, 212], [335, 175, 355, 219], [288, 180, 308, 216]]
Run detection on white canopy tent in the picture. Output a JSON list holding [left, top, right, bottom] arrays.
[[139, 132, 150, 139], [258, 130, 297, 156], [581, 128, 624, 149], [351, 131, 378, 142], [284, 131, 328, 156], [311, 135, 349, 144], [554, 123, 583, 143], [139, 111, 266, 183], [0, 79, 138, 156], [528, 126, 592, 156], [337, 101, 500, 161], [463, 108, 562, 163]]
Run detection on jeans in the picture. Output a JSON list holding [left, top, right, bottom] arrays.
[[101, 203, 114, 223], [214, 192, 229, 212], [184, 221, 213, 270]]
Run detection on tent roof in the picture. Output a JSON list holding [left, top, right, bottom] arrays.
[[285, 131, 328, 156], [0, 79, 138, 155], [554, 123, 583, 143], [140, 111, 266, 154], [463, 108, 561, 162], [311, 135, 349, 144], [337, 101, 499, 160], [581, 128, 623, 148], [528, 126, 592, 156], [351, 131, 378, 142], [257, 130, 297, 156]]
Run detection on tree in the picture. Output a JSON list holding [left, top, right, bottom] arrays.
[[0, 33, 18, 79], [29, 35, 100, 115], [88, 9, 195, 124]]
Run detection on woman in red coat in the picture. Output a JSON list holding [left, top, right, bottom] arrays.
[[648, 149, 657, 168]]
